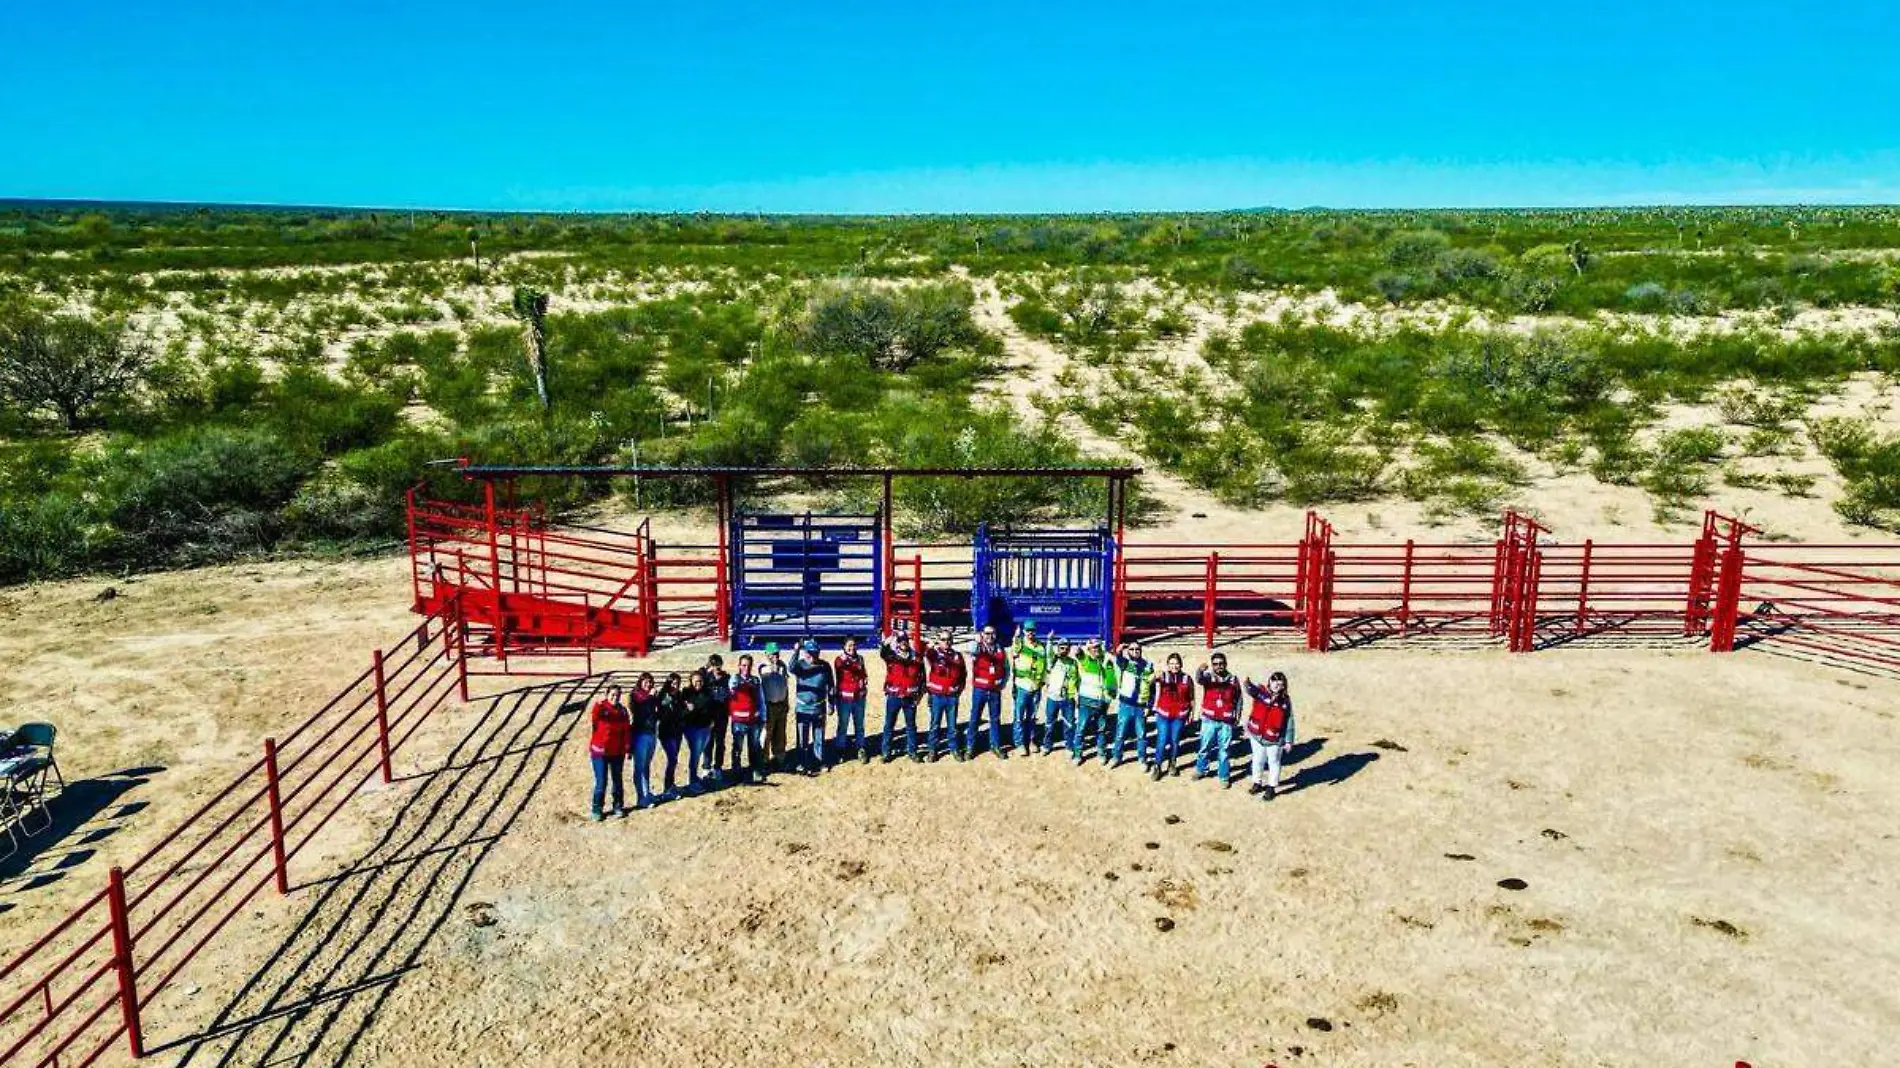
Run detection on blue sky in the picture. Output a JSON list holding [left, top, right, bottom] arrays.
[[2, 1, 1896, 212]]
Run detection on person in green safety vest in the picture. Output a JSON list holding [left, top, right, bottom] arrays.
[[1007, 619, 1048, 753], [1041, 636, 1080, 756], [1107, 640, 1156, 769], [1071, 637, 1120, 766]]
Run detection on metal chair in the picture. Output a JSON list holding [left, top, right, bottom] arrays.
[[4, 723, 60, 838], [9, 723, 61, 792]]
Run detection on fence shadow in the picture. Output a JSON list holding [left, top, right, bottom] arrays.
[[0, 768, 157, 888], [162, 673, 606, 1068]]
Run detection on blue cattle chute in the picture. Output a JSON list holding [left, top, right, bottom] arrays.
[[971, 525, 1118, 644], [730, 511, 884, 649]]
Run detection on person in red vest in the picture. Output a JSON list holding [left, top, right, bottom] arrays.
[[587, 685, 631, 820], [832, 635, 872, 764], [924, 629, 968, 762], [880, 621, 925, 763], [1150, 652, 1195, 781], [1193, 653, 1243, 787], [965, 624, 1011, 760], [727, 655, 769, 783], [1243, 671, 1294, 798]]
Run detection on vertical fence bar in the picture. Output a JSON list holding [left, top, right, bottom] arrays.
[[1399, 540, 1414, 636], [405, 487, 422, 610], [106, 866, 144, 1059], [372, 649, 393, 785], [1576, 539, 1594, 636], [1202, 553, 1219, 648], [263, 740, 290, 895], [484, 482, 504, 660], [910, 555, 923, 636], [455, 610, 471, 702], [1710, 546, 1746, 653]]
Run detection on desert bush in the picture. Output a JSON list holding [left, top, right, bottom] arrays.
[[94, 426, 317, 562], [796, 280, 981, 371], [1384, 229, 1451, 270], [1809, 417, 1900, 528], [0, 312, 154, 430]]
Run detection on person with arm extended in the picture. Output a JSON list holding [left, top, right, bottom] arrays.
[[789, 639, 834, 775], [1041, 637, 1079, 756], [966, 624, 1011, 760], [1008, 620, 1047, 755], [880, 621, 926, 763], [1243, 671, 1294, 799], [1108, 640, 1155, 770], [1193, 653, 1243, 788]]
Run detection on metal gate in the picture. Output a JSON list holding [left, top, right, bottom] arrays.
[[730, 511, 885, 649], [972, 525, 1117, 643]]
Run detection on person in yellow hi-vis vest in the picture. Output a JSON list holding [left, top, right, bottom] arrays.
[[1009, 619, 1048, 752], [1041, 636, 1080, 756], [1071, 637, 1119, 766]]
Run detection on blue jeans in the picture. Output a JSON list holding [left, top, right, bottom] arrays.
[[704, 712, 727, 772], [1044, 697, 1074, 753], [796, 716, 826, 769], [1195, 720, 1236, 782], [590, 754, 624, 815], [834, 695, 867, 752], [731, 722, 766, 779], [1109, 700, 1148, 765], [883, 694, 920, 758], [966, 687, 1004, 754], [684, 727, 711, 788], [658, 731, 683, 793], [928, 694, 960, 755], [1012, 688, 1041, 750], [1072, 698, 1109, 762], [1153, 716, 1186, 772], [630, 732, 657, 807]]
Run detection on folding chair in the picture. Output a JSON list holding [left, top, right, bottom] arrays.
[[9, 723, 62, 792]]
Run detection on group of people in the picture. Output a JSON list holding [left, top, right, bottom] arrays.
[[583, 619, 1296, 820]]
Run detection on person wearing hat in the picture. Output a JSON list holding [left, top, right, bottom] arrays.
[[923, 629, 968, 762], [1009, 619, 1048, 753], [1041, 636, 1080, 756], [966, 624, 1010, 759], [880, 620, 926, 762], [758, 642, 791, 771], [789, 639, 834, 775], [1072, 637, 1119, 766]]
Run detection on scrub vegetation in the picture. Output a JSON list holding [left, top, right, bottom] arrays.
[[3, 201, 1899, 582]]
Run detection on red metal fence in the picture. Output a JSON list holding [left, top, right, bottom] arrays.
[[0, 600, 470, 1066]]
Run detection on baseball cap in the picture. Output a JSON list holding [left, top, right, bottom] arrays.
[[1022, 619, 1038, 631], [764, 642, 780, 654], [801, 639, 819, 653]]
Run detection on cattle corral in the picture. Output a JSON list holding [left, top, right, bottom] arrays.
[[2, 466, 1899, 1067]]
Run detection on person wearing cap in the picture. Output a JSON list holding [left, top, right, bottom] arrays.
[[1041, 637, 1079, 756], [1193, 652, 1243, 787], [832, 635, 872, 764], [880, 621, 926, 762], [789, 639, 834, 775], [1108, 640, 1156, 769], [758, 643, 791, 771], [923, 629, 968, 762], [1071, 637, 1119, 766], [965, 624, 1010, 759], [1008, 619, 1048, 753]]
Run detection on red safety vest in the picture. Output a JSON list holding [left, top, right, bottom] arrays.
[[925, 648, 967, 696], [1154, 673, 1194, 720], [589, 700, 630, 757], [971, 647, 1007, 690], [1199, 673, 1240, 723], [1248, 694, 1290, 742], [883, 652, 924, 697], [728, 676, 763, 725], [835, 653, 868, 699]]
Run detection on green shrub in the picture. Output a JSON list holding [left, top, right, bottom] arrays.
[[94, 426, 317, 562], [0, 492, 96, 582]]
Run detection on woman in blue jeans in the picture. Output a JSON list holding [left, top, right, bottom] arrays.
[[627, 673, 661, 809], [586, 686, 630, 820], [681, 669, 716, 793], [655, 672, 687, 799]]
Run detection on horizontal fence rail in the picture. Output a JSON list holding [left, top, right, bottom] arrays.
[[0, 600, 473, 1065]]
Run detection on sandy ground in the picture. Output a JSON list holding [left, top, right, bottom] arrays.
[[91, 642, 1900, 1068]]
